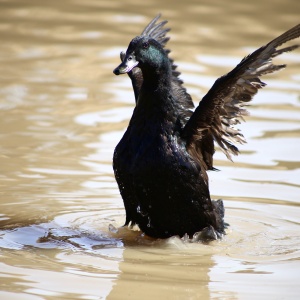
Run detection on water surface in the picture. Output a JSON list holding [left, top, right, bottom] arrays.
[[0, 0, 300, 299]]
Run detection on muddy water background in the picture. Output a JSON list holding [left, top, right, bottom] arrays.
[[0, 0, 300, 299]]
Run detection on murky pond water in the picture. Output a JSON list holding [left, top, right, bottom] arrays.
[[0, 0, 299, 299]]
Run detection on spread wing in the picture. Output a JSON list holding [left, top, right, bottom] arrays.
[[121, 15, 194, 111], [182, 24, 300, 171]]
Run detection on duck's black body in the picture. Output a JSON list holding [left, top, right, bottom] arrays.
[[113, 16, 300, 239], [114, 51, 222, 237]]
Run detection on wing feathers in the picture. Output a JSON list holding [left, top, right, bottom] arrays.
[[183, 24, 300, 168]]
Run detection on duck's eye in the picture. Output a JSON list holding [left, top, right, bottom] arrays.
[[128, 56, 132, 61], [142, 42, 149, 49]]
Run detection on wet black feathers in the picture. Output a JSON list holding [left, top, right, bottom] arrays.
[[113, 15, 300, 239], [183, 23, 300, 164]]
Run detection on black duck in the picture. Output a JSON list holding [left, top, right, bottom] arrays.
[[113, 15, 300, 239]]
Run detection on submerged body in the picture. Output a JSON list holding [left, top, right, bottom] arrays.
[[113, 16, 300, 239]]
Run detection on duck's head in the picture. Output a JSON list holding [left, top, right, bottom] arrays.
[[113, 36, 169, 76]]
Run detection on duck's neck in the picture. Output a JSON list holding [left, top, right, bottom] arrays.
[[137, 63, 173, 111]]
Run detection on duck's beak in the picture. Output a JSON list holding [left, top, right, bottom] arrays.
[[113, 53, 139, 75]]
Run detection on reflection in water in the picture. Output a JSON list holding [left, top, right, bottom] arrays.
[[0, 0, 300, 299], [107, 242, 214, 300]]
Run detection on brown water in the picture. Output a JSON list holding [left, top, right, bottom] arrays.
[[0, 0, 300, 299]]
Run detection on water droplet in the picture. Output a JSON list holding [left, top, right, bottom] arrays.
[[147, 217, 151, 228], [136, 205, 147, 217]]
